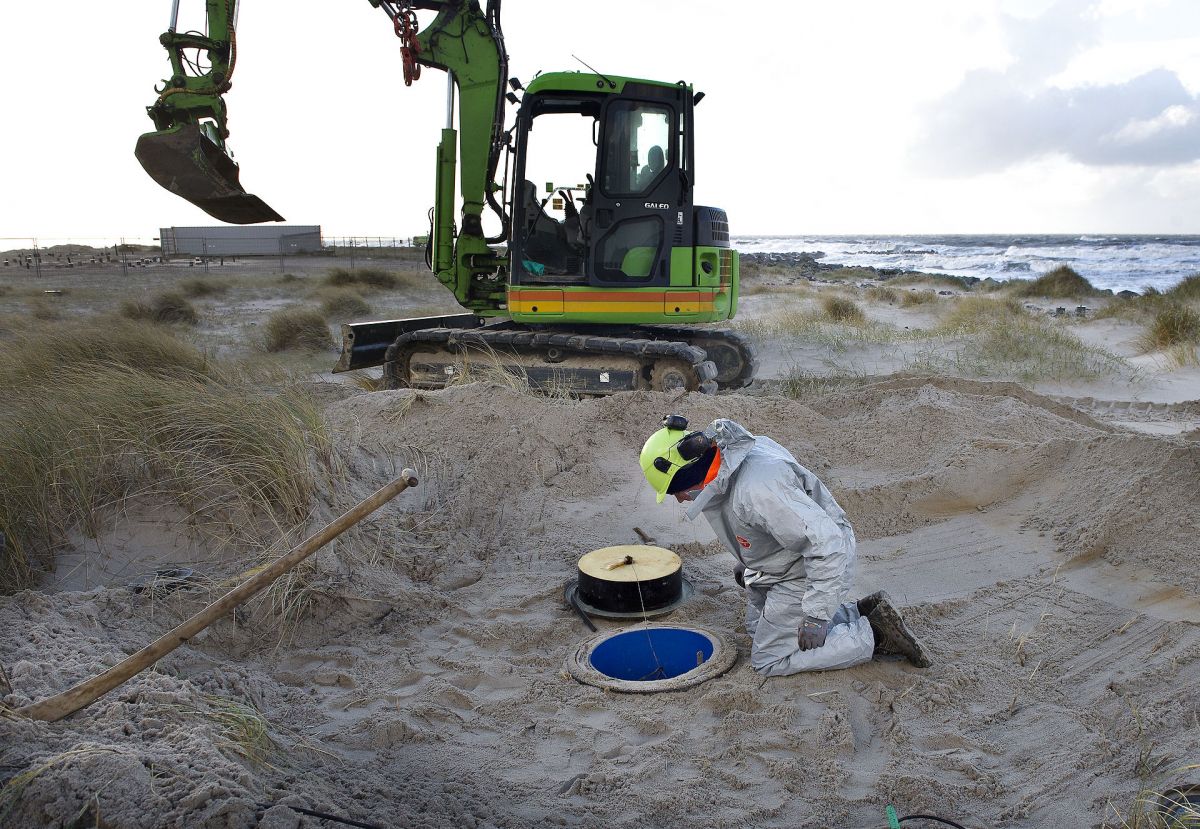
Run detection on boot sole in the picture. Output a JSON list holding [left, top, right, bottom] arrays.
[[871, 598, 932, 668]]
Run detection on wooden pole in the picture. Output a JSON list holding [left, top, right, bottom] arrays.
[[17, 470, 418, 723]]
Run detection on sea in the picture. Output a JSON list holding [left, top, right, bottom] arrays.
[[732, 235, 1200, 294]]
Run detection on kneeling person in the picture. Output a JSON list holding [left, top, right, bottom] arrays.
[[640, 416, 930, 676]]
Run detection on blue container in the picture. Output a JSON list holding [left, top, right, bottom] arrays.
[[588, 628, 714, 682]]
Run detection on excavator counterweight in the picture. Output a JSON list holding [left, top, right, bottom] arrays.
[[135, 123, 283, 224]]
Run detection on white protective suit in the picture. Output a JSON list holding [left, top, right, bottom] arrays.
[[684, 420, 875, 675]]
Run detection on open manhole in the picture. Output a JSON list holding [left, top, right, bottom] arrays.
[[566, 625, 737, 693]]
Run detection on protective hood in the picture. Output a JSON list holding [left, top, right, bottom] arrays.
[[684, 419, 757, 520]]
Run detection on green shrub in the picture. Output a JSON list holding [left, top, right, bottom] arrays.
[[900, 290, 937, 308], [121, 292, 199, 325], [1139, 303, 1200, 351], [264, 307, 332, 352], [318, 288, 372, 319], [820, 295, 865, 323], [1011, 265, 1101, 298], [179, 278, 228, 298]]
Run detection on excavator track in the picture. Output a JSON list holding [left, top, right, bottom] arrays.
[[629, 326, 757, 390], [383, 327, 720, 395]]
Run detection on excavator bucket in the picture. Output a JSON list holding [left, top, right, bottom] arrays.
[[135, 124, 284, 224]]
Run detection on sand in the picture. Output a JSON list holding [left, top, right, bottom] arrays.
[[3, 261, 1199, 826], [3, 374, 1198, 828]]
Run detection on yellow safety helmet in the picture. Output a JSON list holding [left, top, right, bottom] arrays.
[[639, 415, 712, 502]]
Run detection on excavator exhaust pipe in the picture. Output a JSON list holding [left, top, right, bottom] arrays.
[[135, 124, 284, 224]]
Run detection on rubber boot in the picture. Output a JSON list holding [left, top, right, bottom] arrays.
[[857, 591, 932, 668]]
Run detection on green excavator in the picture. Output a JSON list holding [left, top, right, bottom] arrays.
[[136, 0, 754, 393]]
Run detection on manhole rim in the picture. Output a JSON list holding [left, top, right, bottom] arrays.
[[564, 577, 695, 620], [565, 623, 738, 693]]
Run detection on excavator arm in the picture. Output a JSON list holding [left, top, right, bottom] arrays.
[[135, 0, 283, 224], [136, 0, 511, 313]]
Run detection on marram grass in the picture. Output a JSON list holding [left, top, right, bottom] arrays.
[[0, 319, 330, 592]]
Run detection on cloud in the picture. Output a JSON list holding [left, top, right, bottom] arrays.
[[913, 0, 1200, 174]]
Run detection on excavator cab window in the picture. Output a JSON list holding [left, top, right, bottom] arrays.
[[511, 95, 602, 283], [600, 103, 672, 196]]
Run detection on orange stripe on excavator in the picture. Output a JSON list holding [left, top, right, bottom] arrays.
[[509, 289, 707, 302]]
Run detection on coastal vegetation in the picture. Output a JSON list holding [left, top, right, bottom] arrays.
[[119, 291, 200, 325], [1010, 265, 1102, 298], [264, 307, 334, 352], [0, 319, 328, 592]]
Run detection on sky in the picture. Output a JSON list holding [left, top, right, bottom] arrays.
[[3, 0, 1200, 242]]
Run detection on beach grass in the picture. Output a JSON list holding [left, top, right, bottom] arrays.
[[1010, 265, 1103, 298], [317, 288, 372, 320], [120, 292, 200, 325], [865, 286, 900, 304], [1137, 303, 1200, 351], [820, 295, 865, 323], [323, 266, 432, 292], [938, 295, 1027, 331], [914, 310, 1129, 382], [0, 319, 329, 592], [179, 278, 230, 298], [901, 290, 938, 308], [887, 272, 972, 291], [263, 307, 334, 352], [1166, 273, 1200, 302]]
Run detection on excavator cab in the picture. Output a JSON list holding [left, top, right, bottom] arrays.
[[510, 80, 692, 289]]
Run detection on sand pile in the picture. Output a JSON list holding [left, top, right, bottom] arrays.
[[2, 380, 1197, 828]]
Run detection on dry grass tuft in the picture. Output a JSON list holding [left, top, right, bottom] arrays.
[[264, 307, 333, 352], [121, 292, 199, 325], [195, 695, 278, 767], [0, 320, 329, 592], [345, 370, 384, 392], [887, 272, 972, 291], [820, 296, 865, 323], [1138, 303, 1200, 351], [318, 288, 372, 320], [324, 267, 400, 290], [27, 298, 63, 321], [865, 286, 899, 304], [1167, 273, 1200, 302], [179, 278, 229, 298], [1011, 265, 1102, 298], [939, 295, 1026, 331], [901, 290, 938, 308]]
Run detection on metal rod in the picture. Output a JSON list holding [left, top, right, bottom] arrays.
[[168, 0, 181, 32], [446, 70, 455, 129]]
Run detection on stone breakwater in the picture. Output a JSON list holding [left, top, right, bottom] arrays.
[[740, 250, 977, 287]]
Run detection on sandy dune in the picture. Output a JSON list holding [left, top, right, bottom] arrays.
[[3, 375, 1197, 828]]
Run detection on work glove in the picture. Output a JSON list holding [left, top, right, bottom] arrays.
[[733, 564, 746, 589], [797, 616, 830, 650]]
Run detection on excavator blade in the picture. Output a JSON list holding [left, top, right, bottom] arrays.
[[135, 124, 284, 224]]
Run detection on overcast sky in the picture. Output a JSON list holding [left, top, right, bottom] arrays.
[[3, 0, 1200, 242]]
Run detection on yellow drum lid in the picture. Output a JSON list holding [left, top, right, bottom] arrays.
[[578, 545, 681, 583]]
